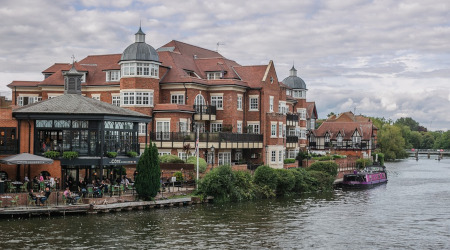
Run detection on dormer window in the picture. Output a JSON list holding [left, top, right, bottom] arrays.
[[106, 70, 120, 82], [184, 69, 200, 79], [206, 71, 222, 80]]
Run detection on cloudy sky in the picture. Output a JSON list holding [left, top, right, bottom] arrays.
[[1, 0, 449, 130]]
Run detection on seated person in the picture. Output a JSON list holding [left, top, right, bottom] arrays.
[[29, 189, 38, 205], [39, 187, 51, 205], [63, 187, 80, 204]]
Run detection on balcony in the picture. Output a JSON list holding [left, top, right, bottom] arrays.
[[150, 132, 263, 149], [286, 136, 298, 143], [193, 105, 216, 121], [286, 114, 299, 126]]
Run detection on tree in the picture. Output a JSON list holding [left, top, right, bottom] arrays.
[[135, 143, 161, 200], [395, 117, 420, 131], [421, 132, 435, 149], [409, 131, 422, 149], [378, 125, 408, 160]]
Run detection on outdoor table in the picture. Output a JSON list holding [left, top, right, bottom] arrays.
[[12, 181, 23, 190]]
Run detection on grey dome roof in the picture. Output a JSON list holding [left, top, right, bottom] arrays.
[[120, 28, 159, 62], [282, 66, 306, 89]]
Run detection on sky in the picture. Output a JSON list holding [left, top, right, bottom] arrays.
[[0, 0, 449, 131]]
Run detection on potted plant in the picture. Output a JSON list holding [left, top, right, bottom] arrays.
[[44, 151, 60, 159], [127, 151, 138, 157], [106, 151, 118, 158], [62, 151, 79, 160]]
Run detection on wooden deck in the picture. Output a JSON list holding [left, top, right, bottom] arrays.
[[0, 197, 211, 218]]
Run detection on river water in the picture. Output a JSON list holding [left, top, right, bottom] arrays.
[[1, 157, 449, 249]]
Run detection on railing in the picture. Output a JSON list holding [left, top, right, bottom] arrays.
[[286, 136, 298, 143], [287, 114, 299, 122], [309, 141, 374, 150], [193, 105, 216, 115], [150, 132, 263, 143]]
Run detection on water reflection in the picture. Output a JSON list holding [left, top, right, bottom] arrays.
[[1, 158, 450, 249]]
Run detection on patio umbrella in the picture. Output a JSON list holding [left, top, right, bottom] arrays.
[[0, 153, 53, 181], [0, 153, 53, 165]]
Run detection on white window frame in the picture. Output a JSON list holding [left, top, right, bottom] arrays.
[[211, 95, 223, 110], [206, 71, 222, 80], [112, 95, 120, 106], [237, 95, 243, 110], [249, 96, 259, 111], [279, 150, 283, 163], [17, 96, 42, 106], [178, 152, 188, 161], [138, 123, 146, 135], [91, 94, 100, 101], [106, 70, 120, 82], [171, 94, 185, 105], [271, 151, 276, 162], [218, 152, 231, 166], [156, 120, 170, 140], [237, 121, 242, 134], [211, 122, 222, 132], [269, 96, 274, 112], [120, 91, 154, 107], [271, 123, 277, 137], [121, 62, 159, 78], [247, 122, 260, 134], [279, 122, 283, 138], [298, 108, 307, 120]]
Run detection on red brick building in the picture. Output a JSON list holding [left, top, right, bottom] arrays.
[[3, 27, 317, 174]]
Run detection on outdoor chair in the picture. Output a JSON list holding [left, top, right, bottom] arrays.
[[39, 182, 45, 191], [62, 195, 68, 205], [28, 196, 36, 206], [7, 182, 17, 193], [87, 187, 94, 198], [111, 185, 118, 196], [119, 184, 125, 195], [10, 195, 19, 207], [20, 182, 28, 192]]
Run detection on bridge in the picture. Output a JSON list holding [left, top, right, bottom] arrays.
[[406, 149, 450, 157]]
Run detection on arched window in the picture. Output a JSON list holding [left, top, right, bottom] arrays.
[[40, 171, 51, 178], [194, 94, 206, 113]]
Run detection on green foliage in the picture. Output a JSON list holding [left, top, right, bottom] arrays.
[[186, 156, 207, 173], [378, 124, 408, 160], [332, 154, 346, 159], [274, 169, 295, 196], [253, 165, 277, 190], [231, 171, 255, 201], [44, 151, 60, 159], [173, 171, 183, 181], [106, 151, 117, 158], [308, 161, 338, 177], [197, 165, 235, 203], [306, 170, 335, 192], [159, 154, 184, 163], [135, 143, 161, 200], [283, 158, 296, 164], [372, 152, 385, 166], [356, 159, 373, 169], [62, 151, 78, 160], [291, 168, 316, 193], [395, 117, 419, 131], [127, 151, 138, 157], [114, 166, 126, 175]]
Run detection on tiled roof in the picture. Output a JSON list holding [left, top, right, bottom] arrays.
[[313, 122, 374, 141], [306, 101, 316, 119], [326, 111, 371, 123], [233, 65, 267, 88], [13, 94, 150, 119], [7, 81, 41, 87], [153, 104, 195, 113]]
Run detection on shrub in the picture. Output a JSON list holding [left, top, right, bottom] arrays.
[[332, 154, 346, 159], [198, 165, 235, 203], [106, 151, 117, 158], [127, 151, 138, 157], [253, 165, 277, 190], [308, 161, 338, 177], [135, 143, 161, 200], [372, 152, 385, 166], [62, 151, 78, 160], [44, 151, 60, 159], [274, 169, 295, 196], [306, 170, 335, 192], [173, 171, 183, 181], [291, 168, 316, 193], [283, 158, 296, 164], [312, 155, 332, 161], [186, 156, 207, 173], [159, 154, 184, 163], [356, 159, 373, 169], [231, 171, 255, 201]]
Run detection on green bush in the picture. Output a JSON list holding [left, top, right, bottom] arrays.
[[356, 158, 373, 169], [253, 165, 277, 190], [159, 154, 184, 163], [291, 168, 316, 193], [332, 154, 346, 159], [198, 165, 235, 203], [275, 169, 295, 196], [106, 151, 117, 158], [127, 151, 138, 157], [283, 158, 296, 164], [231, 171, 255, 201], [306, 170, 335, 192], [186, 156, 207, 173], [62, 151, 78, 160], [173, 171, 183, 181], [372, 152, 385, 166], [44, 151, 60, 159], [308, 161, 339, 177], [312, 155, 332, 161]]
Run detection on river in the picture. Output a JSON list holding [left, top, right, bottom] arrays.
[[1, 157, 449, 249]]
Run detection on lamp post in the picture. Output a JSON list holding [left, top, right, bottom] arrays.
[[210, 145, 215, 169], [265, 145, 269, 166]]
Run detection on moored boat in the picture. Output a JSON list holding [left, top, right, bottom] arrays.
[[341, 164, 387, 188]]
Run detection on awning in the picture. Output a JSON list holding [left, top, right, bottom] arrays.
[[0, 153, 54, 165]]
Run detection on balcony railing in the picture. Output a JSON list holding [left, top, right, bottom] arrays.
[[309, 141, 374, 150], [150, 132, 263, 143], [194, 105, 216, 115], [287, 114, 299, 122], [286, 136, 298, 143]]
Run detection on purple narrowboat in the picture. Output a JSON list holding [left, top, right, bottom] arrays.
[[341, 165, 388, 188]]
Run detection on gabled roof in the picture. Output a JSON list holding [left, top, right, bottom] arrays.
[[7, 81, 41, 87], [313, 122, 374, 141], [327, 111, 371, 123], [306, 101, 317, 120], [233, 65, 267, 88]]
